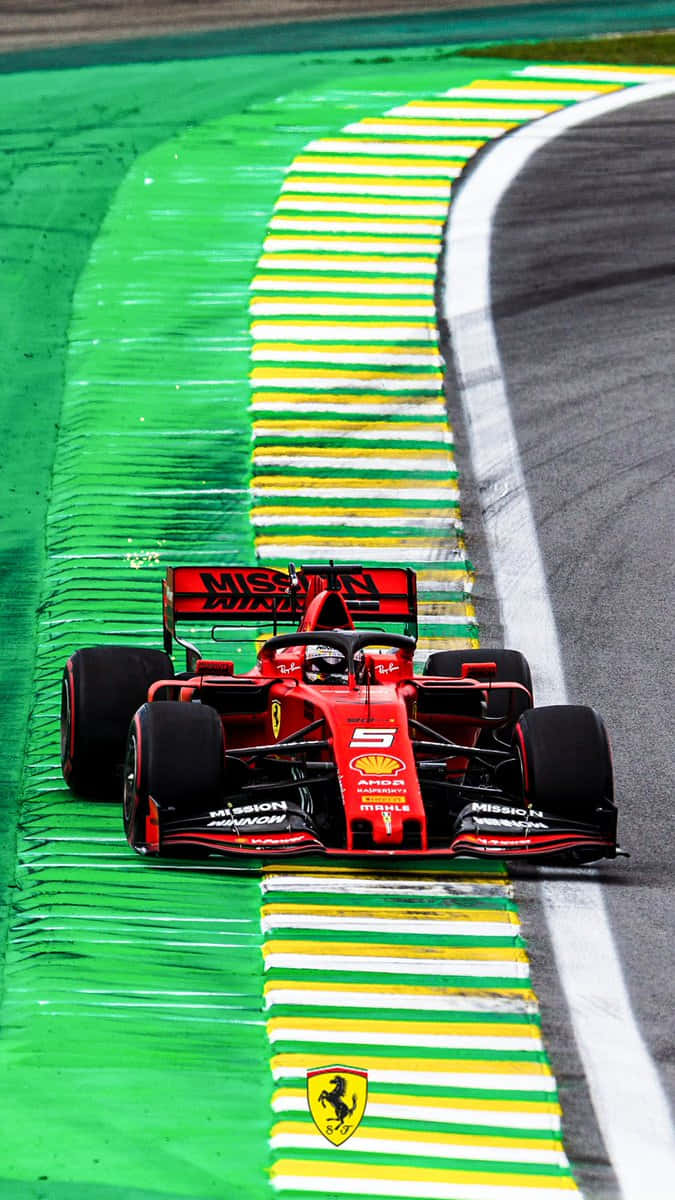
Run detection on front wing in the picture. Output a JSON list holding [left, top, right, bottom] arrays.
[[150, 799, 618, 863]]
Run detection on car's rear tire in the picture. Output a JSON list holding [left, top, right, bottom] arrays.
[[61, 646, 174, 798], [513, 705, 614, 818], [423, 648, 533, 739], [123, 702, 224, 853]]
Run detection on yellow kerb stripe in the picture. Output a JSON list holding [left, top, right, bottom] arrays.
[[271, 1120, 564, 1151], [251, 296, 436, 307], [465, 78, 620, 92], [253, 341, 441, 355], [257, 254, 438, 267], [263, 940, 528, 961], [264, 980, 535, 1002], [261, 903, 518, 923], [271, 1052, 551, 1076], [282, 174, 453, 187], [252, 506, 463, 519], [256, 537, 461, 550], [254, 444, 448, 457], [270, 1159, 576, 1187], [250, 367, 443, 380], [251, 476, 458, 490], [543, 62, 675, 75], [262, 863, 507, 878], [418, 635, 480, 650], [252, 424, 448, 437], [272, 1085, 560, 1114], [267, 1016, 541, 1039]]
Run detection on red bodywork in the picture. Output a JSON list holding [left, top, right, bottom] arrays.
[[127, 563, 616, 862]]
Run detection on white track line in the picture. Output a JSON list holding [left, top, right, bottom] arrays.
[[443, 80, 675, 1200]]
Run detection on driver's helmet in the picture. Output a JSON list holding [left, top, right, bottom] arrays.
[[304, 643, 349, 685]]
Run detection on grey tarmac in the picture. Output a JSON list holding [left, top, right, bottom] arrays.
[[445, 93, 675, 1198]]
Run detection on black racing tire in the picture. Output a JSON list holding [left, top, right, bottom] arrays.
[[423, 648, 533, 737], [61, 646, 174, 798], [123, 702, 224, 853], [514, 705, 614, 818]]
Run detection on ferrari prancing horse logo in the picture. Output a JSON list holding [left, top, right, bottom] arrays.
[[306, 1065, 368, 1146], [271, 700, 281, 739]]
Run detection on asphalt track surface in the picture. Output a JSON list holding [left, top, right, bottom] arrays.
[[447, 94, 675, 1196], [0, 0, 558, 50], [0, 0, 646, 51]]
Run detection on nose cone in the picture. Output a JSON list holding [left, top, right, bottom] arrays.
[[371, 808, 404, 845]]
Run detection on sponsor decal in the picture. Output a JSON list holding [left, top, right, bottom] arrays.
[[277, 663, 299, 676], [208, 814, 286, 828], [209, 802, 286, 818], [245, 832, 316, 847], [476, 818, 548, 830], [199, 568, 295, 614], [375, 662, 398, 676], [360, 796, 408, 806], [307, 1066, 368, 1147], [356, 776, 407, 797], [382, 812, 393, 835], [271, 700, 282, 739], [196, 567, 379, 614], [361, 803, 410, 813], [470, 803, 544, 819], [350, 753, 404, 776], [350, 727, 397, 749]]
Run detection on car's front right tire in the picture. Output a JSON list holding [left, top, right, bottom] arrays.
[[513, 704, 614, 818]]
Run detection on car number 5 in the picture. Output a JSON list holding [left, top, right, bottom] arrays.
[[350, 727, 396, 749]]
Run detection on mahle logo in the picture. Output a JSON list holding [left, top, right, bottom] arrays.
[[306, 1065, 368, 1146]]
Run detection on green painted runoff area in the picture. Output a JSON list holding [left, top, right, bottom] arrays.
[[0, 43, 550, 1200], [2, 14, 673, 1198]]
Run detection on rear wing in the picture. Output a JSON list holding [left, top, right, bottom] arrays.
[[163, 563, 417, 653]]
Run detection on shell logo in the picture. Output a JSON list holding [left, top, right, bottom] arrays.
[[350, 754, 405, 776]]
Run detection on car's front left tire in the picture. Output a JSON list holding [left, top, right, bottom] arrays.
[[123, 701, 225, 854]]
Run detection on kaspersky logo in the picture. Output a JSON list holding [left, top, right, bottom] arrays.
[[306, 1065, 368, 1146]]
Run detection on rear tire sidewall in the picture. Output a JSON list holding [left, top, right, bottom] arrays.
[[61, 646, 174, 798], [423, 648, 533, 738]]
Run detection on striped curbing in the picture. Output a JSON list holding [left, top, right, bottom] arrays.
[[251, 154, 471, 652], [262, 862, 570, 1198], [251, 61, 675, 1199], [248, 61, 673, 647]]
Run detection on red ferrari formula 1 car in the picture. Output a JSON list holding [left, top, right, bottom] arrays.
[[61, 562, 618, 862]]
